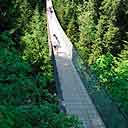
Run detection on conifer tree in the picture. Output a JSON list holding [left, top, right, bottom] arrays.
[[78, 0, 97, 61]]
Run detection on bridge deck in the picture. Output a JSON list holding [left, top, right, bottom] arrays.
[[47, 0, 105, 127]]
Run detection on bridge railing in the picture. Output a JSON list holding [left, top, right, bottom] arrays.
[[72, 47, 128, 128], [46, 0, 67, 113], [51, 43, 67, 113]]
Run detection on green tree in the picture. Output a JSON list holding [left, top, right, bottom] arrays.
[[21, 5, 52, 80]]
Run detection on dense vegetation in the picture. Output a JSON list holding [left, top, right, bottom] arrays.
[[53, 0, 128, 118], [0, 0, 81, 127]]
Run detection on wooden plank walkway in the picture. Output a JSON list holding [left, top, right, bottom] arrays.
[[47, 0, 106, 127]]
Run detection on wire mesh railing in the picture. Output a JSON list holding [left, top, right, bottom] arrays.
[[72, 47, 128, 128], [50, 43, 67, 113]]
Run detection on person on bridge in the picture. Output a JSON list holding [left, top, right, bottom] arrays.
[[52, 34, 60, 55], [49, 7, 53, 13], [48, 6, 53, 17]]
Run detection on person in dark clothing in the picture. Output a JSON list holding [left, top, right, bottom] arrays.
[[49, 7, 53, 14], [52, 34, 60, 55]]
